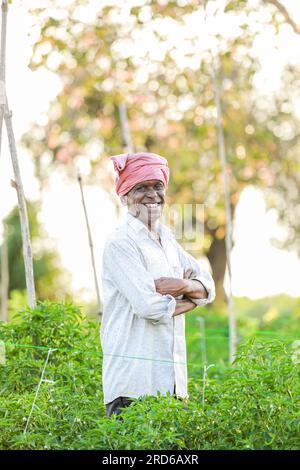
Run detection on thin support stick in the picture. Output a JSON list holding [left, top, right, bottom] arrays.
[[0, 1, 7, 82], [77, 173, 102, 315], [118, 102, 134, 153], [23, 348, 57, 434], [0, 1, 36, 308], [203, 0, 237, 364], [0, 1, 8, 156], [6, 112, 36, 309], [0, 224, 9, 322], [211, 66, 237, 364], [111, 102, 135, 218], [212, 67, 237, 364], [198, 316, 206, 368]]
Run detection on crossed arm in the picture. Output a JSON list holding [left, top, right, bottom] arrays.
[[155, 269, 208, 317]]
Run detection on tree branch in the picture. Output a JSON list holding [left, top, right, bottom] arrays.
[[266, 0, 300, 35]]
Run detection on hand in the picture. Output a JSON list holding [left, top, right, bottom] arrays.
[[183, 268, 198, 280], [183, 269, 208, 299], [154, 277, 187, 297], [173, 298, 197, 317]]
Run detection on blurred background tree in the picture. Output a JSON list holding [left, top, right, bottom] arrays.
[[21, 0, 300, 297], [0, 202, 72, 319]]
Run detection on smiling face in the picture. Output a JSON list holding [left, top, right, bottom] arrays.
[[123, 179, 166, 229]]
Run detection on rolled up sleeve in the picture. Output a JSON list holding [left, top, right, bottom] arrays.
[[102, 239, 175, 324], [175, 241, 216, 306]]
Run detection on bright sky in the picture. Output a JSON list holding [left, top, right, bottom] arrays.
[[1, 0, 300, 302]]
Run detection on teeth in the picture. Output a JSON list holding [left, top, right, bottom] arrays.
[[144, 203, 160, 207]]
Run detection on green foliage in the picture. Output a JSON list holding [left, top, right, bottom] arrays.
[[22, 0, 300, 287], [0, 301, 104, 449], [0, 300, 299, 449], [185, 296, 300, 376], [0, 202, 72, 304], [106, 339, 300, 450]]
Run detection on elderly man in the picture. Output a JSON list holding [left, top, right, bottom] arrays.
[[100, 152, 215, 417]]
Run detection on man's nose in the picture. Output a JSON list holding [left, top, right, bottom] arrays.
[[145, 187, 158, 196]]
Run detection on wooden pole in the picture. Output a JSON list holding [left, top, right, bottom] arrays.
[[114, 103, 135, 217], [0, 1, 7, 314], [0, 224, 9, 322], [0, 0, 36, 308], [0, 0, 8, 155], [77, 172, 102, 316], [211, 65, 237, 363], [197, 316, 207, 368], [203, 0, 237, 363], [118, 102, 134, 153], [0, 2, 8, 318]]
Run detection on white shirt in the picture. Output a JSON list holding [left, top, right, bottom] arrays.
[[100, 212, 215, 405]]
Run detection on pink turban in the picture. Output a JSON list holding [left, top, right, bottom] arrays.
[[110, 152, 169, 196]]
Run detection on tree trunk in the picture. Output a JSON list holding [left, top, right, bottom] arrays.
[[206, 232, 227, 301]]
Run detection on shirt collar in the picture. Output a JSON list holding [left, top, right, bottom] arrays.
[[126, 212, 174, 240]]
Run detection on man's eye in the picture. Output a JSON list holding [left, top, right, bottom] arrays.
[[135, 184, 164, 191]]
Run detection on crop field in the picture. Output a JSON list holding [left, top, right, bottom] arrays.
[[0, 300, 299, 450]]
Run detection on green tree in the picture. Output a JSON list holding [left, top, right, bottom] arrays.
[[22, 0, 300, 295], [0, 202, 72, 307]]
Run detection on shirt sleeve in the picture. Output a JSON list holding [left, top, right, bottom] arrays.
[[174, 240, 216, 306], [102, 238, 175, 325]]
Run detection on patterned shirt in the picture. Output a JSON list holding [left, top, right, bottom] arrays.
[[100, 212, 215, 405]]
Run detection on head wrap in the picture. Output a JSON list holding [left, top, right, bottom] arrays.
[[110, 152, 169, 196]]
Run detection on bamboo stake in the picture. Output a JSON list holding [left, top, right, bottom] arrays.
[[0, 0, 8, 155], [203, 0, 237, 363], [0, 1, 36, 308], [76, 105, 134, 313], [197, 316, 207, 368], [9, 177, 36, 308], [212, 66, 237, 363], [0, 1, 7, 81], [0, 5, 12, 318], [0, 224, 9, 322], [77, 172, 102, 316], [118, 102, 134, 153], [117, 102, 135, 214]]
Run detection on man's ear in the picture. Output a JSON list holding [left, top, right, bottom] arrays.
[[120, 195, 127, 206]]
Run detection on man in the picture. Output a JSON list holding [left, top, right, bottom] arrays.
[[100, 152, 215, 417]]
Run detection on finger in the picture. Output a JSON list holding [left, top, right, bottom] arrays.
[[187, 270, 197, 279], [184, 269, 193, 278]]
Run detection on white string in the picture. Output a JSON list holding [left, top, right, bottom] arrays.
[[202, 364, 215, 408], [23, 348, 57, 434]]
